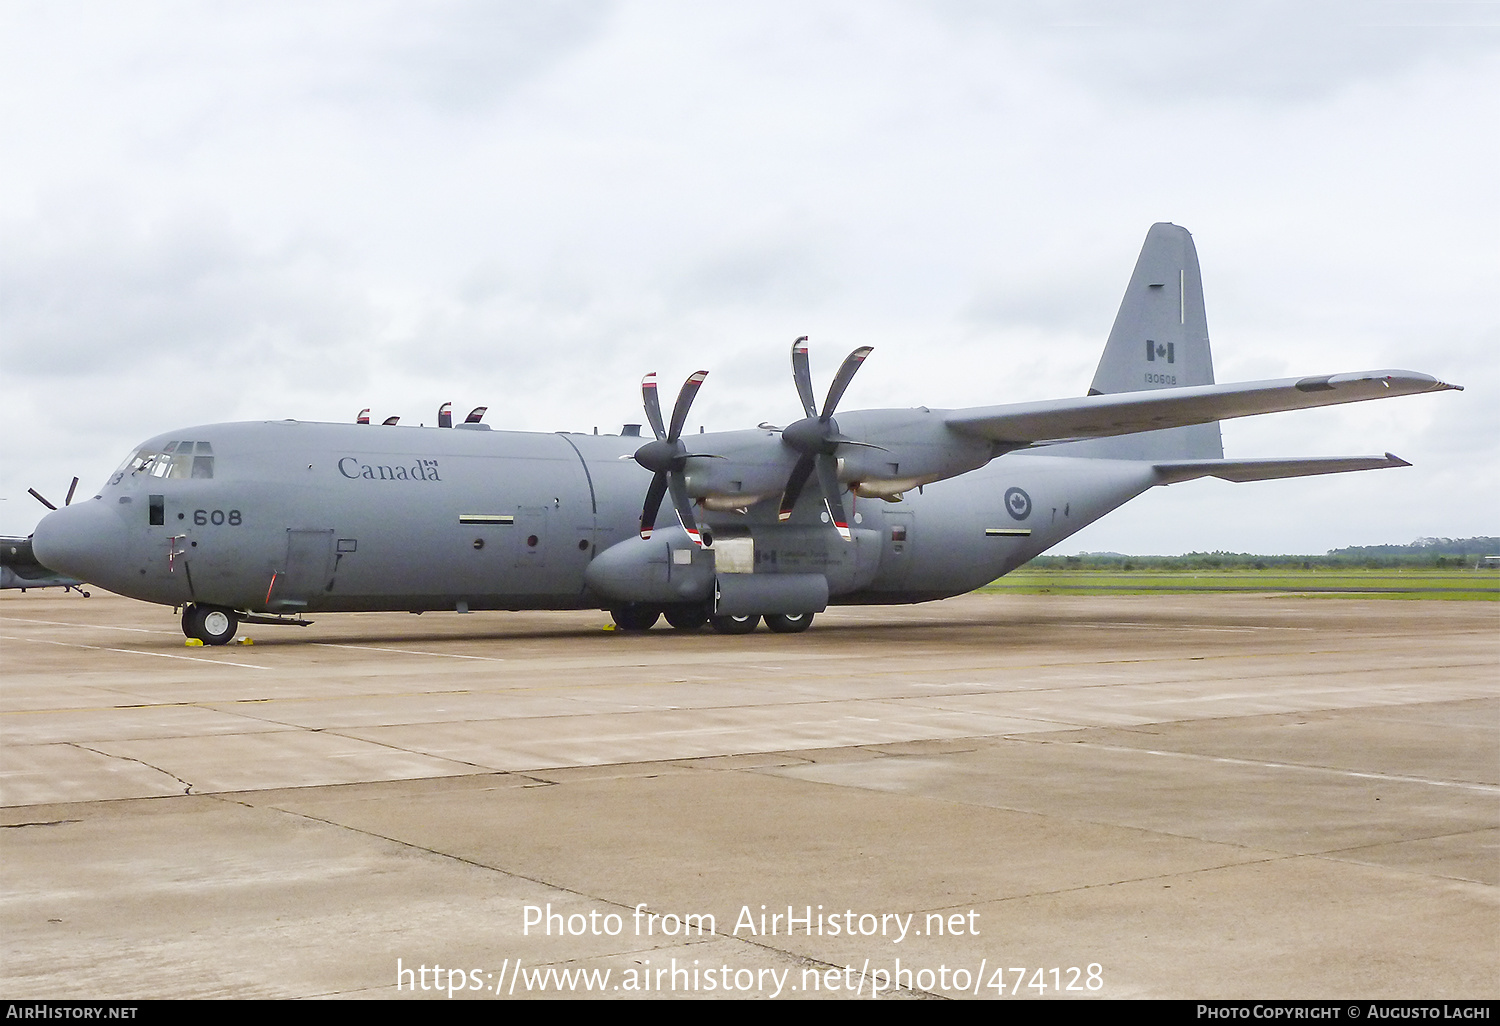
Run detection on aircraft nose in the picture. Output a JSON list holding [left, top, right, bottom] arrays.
[[31, 499, 129, 585]]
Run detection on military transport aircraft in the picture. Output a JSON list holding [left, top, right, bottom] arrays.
[[16, 224, 1459, 643]]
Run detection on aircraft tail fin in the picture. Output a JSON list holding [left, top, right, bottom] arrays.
[[1060, 222, 1224, 460]]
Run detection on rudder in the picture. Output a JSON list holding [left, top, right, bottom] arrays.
[[1061, 223, 1224, 460]]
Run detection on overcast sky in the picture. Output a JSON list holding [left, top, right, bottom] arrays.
[[3, 1, 1495, 553]]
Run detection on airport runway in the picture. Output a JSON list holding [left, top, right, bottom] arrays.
[[1, 590, 1495, 999]]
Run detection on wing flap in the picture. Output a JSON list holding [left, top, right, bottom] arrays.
[[1152, 453, 1411, 485], [946, 371, 1459, 446]]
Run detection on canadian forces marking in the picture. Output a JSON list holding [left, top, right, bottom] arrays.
[[337, 457, 442, 481], [1004, 487, 1032, 521]]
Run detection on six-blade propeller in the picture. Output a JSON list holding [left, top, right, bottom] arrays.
[[633, 370, 711, 545], [776, 336, 875, 541]]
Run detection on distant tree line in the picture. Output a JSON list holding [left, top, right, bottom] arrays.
[[1031, 537, 1500, 571]]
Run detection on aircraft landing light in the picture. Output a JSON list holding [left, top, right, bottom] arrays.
[[458, 514, 514, 525], [986, 528, 1032, 537]]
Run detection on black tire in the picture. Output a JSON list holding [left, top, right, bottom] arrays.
[[765, 612, 814, 634], [710, 613, 760, 635], [610, 605, 660, 632], [182, 604, 238, 645], [663, 604, 709, 631]]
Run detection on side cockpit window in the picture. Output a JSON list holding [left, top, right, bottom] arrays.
[[110, 441, 215, 485]]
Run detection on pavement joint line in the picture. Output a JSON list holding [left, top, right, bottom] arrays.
[[1305, 841, 1500, 887], [1069, 742, 1500, 793], [312, 728, 501, 773], [2, 669, 1490, 723], [229, 795, 800, 939], [0, 615, 176, 635], [0, 633, 271, 670], [7, 625, 1485, 679], [71, 742, 194, 796], [313, 642, 507, 662], [222, 794, 941, 1000]]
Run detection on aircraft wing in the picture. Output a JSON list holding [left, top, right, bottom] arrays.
[[1151, 453, 1410, 484], [945, 370, 1460, 447]]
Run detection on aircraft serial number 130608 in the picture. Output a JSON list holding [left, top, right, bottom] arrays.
[[21, 225, 1460, 643]]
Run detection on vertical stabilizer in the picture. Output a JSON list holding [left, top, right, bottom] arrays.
[[1061, 223, 1224, 460]]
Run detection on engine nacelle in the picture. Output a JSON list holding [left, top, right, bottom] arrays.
[[584, 527, 714, 604]]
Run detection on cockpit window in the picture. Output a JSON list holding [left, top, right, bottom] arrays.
[[111, 441, 215, 484]]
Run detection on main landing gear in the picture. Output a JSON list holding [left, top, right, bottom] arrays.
[[708, 612, 812, 633], [609, 604, 815, 635], [764, 612, 813, 634], [182, 604, 239, 645]]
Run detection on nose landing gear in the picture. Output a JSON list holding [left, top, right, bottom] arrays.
[[182, 604, 239, 645]]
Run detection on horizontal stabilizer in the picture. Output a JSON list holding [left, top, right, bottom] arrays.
[[947, 371, 1460, 448], [1152, 453, 1411, 485]]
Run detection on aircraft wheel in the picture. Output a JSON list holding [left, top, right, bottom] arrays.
[[610, 605, 660, 632], [182, 604, 238, 646], [709, 613, 760, 635], [765, 612, 814, 634], [664, 605, 709, 631]]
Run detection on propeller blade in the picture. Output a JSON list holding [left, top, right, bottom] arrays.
[[641, 373, 666, 441], [465, 407, 487, 424], [666, 370, 709, 442], [816, 455, 852, 542], [791, 336, 816, 418], [639, 472, 669, 539], [64, 477, 78, 506], [438, 403, 452, 428], [383, 416, 400, 426], [668, 472, 704, 547], [28, 488, 57, 511], [357, 409, 370, 425], [819, 346, 873, 421], [778, 455, 816, 522]]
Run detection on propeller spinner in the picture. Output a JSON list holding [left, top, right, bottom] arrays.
[[633, 370, 710, 546], [777, 337, 876, 541]]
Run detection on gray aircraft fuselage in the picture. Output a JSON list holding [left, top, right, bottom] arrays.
[[30, 418, 1149, 616]]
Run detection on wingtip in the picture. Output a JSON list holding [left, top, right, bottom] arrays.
[[1385, 452, 1413, 468]]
